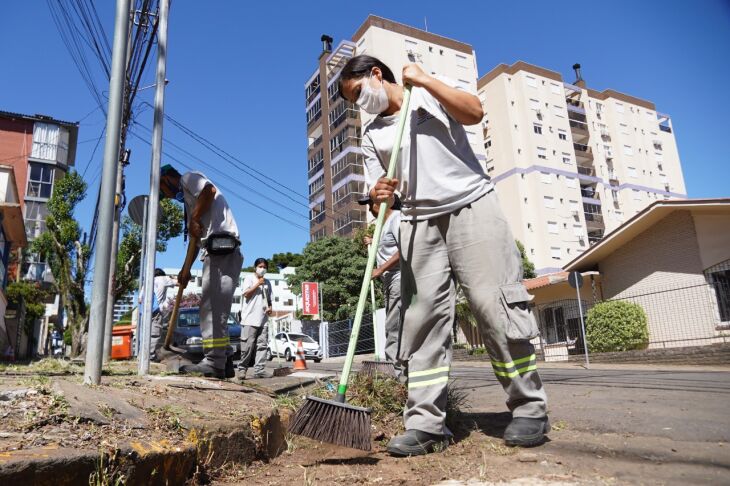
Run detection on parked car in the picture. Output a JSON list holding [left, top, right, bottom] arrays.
[[268, 332, 322, 363], [170, 308, 241, 359]]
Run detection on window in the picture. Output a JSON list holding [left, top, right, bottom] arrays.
[[540, 171, 551, 183], [537, 147, 547, 160], [569, 200, 580, 212], [615, 102, 625, 113], [565, 177, 577, 188], [550, 83, 561, 94], [27, 163, 54, 198], [550, 247, 561, 259], [633, 189, 642, 201], [547, 222, 559, 234], [705, 261, 730, 323], [604, 144, 613, 158], [615, 210, 624, 220], [596, 102, 603, 113], [573, 225, 583, 237], [543, 196, 556, 209], [485, 139, 492, 148], [562, 153, 572, 165], [529, 98, 540, 110], [552, 104, 564, 117], [620, 123, 629, 135], [533, 123, 543, 135], [558, 129, 567, 140], [627, 166, 638, 178], [623, 145, 634, 156], [525, 75, 537, 88]]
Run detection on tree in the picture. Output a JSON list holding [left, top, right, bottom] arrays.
[[32, 171, 90, 356], [113, 198, 183, 300], [286, 236, 378, 321], [516, 240, 536, 279], [6, 281, 50, 334], [242, 251, 304, 272]]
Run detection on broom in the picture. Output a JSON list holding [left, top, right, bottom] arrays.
[[164, 236, 200, 351], [289, 85, 412, 451], [359, 278, 396, 378], [270, 317, 292, 377]]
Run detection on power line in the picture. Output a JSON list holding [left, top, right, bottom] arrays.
[[127, 129, 308, 232]]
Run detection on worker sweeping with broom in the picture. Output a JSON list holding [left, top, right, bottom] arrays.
[[337, 55, 550, 456], [359, 194, 403, 379], [159, 164, 243, 379]]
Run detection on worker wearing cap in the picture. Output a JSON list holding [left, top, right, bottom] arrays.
[[159, 164, 243, 378], [359, 194, 404, 379]]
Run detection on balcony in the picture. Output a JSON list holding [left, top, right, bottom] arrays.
[[573, 142, 593, 163], [577, 166, 594, 177], [580, 187, 597, 198], [584, 212, 604, 231], [310, 212, 326, 225], [308, 135, 323, 152], [30, 141, 69, 166], [307, 160, 324, 179], [608, 170, 619, 184], [306, 110, 322, 129], [330, 128, 361, 158], [334, 209, 366, 236], [328, 105, 359, 131], [332, 161, 364, 187], [569, 119, 589, 142]]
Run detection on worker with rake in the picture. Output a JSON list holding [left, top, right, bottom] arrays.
[[339, 55, 550, 456], [159, 164, 243, 379]]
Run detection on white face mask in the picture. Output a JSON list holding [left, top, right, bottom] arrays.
[[256, 267, 267, 277], [356, 72, 389, 115]]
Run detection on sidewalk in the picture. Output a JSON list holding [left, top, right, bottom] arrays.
[[0, 359, 289, 485]]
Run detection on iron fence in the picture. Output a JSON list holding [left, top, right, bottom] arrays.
[[455, 281, 730, 362], [324, 313, 376, 358]]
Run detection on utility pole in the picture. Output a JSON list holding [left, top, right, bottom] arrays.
[[84, 0, 131, 385], [138, 0, 169, 376], [103, 150, 129, 362]]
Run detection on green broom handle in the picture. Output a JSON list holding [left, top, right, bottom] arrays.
[[336, 85, 412, 402], [370, 280, 379, 361]]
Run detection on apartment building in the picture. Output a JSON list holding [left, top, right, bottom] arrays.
[[161, 266, 299, 317], [0, 110, 79, 280], [306, 15, 485, 240], [477, 62, 685, 274], [113, 292, 135, 323]]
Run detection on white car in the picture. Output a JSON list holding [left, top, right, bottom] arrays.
[[268, 332, 322, 363]]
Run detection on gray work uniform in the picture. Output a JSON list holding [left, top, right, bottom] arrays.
[[238, 274, 272, 375], [181, 171, 242, 370], [362, 78, 547, 436], [377, 210, 402, 373]]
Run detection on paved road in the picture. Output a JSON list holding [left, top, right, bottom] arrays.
[[305, 361, 730, 443]]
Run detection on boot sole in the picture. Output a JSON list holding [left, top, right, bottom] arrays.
[[504, 420, 551, 447]]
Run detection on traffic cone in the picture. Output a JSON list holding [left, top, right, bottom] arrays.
[[293, 339, 308, 370]]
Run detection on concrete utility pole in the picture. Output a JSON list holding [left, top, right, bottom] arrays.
[[103, 152, 128, 362], [138, 0, 170, 376], [84, 0, 131, 385]]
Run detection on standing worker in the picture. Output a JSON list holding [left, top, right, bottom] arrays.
[[339, 55, 549, 456], [149, 268, 176, 362], [237, 258, 272, 380], [359, 195, 403, 378], [159, 164, 243, 378]]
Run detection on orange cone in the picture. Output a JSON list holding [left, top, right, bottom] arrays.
[[293, 339, 308, 370]]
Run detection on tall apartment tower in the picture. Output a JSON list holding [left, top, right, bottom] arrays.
[[0, 110, 78, 280], [477, 62, 685, 274], [306, 15, 485, 241]]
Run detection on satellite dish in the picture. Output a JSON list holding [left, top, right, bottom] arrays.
[[128, 195, 156, 226]]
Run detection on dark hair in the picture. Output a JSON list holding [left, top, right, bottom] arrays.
[[160, 164, 181, 178], [338, 55, 396, 99], [254, 258, 268, 269], [154, 268, 166, 277]]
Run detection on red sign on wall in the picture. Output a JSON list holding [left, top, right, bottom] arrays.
[[301, 282, 320, 316]]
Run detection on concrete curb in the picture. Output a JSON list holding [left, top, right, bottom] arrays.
[[0, 408, 287, 486]]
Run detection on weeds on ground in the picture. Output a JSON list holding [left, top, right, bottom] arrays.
[[273, 393, 302, 411], [551, 419, 568, 431], [30, 358, 83, 375], [88, 448, 126, 486], [485, 439, 518, 456], [146, 405, 185, 433]]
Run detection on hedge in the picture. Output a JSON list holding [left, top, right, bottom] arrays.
[[585, 300, 649, 353]]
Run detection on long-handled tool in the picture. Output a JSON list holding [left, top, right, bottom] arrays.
[[359, 265, 396, 377], [289, 86, 412, 451], [164, 236, 200, 350]]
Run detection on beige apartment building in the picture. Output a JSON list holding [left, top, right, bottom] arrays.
[[306, 15, 485, 240], [477, 62, 686, 274]]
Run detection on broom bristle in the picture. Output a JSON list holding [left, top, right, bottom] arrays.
[[359, 360, 397, 378], [273, 367, 293, 377], [289, 396, 372, 451]]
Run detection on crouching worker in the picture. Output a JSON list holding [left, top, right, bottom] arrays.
[[149, 268, 176, 362], [339, 55, 549, 456], [237, 258, 272, 380], [359, 194, 404, 379], [159, 164, 243, 378]]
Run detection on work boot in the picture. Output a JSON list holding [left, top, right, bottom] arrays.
[[225, 358, 235, 379], [252, 370, 270, 379], [504, 416, 550, 447], [386, 429, 449, 457], [179, 362, 225, 379], [236, 367, 247, 381]]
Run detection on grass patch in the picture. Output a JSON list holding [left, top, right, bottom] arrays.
[[29, 358, 82, 374], [273, 393, 302, 411], [551, 419, 568, 431], [146, 405, 185, 433], [485, 438, 518, 456]]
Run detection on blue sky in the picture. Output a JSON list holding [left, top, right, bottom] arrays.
[[2, 0, 729, 274]]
